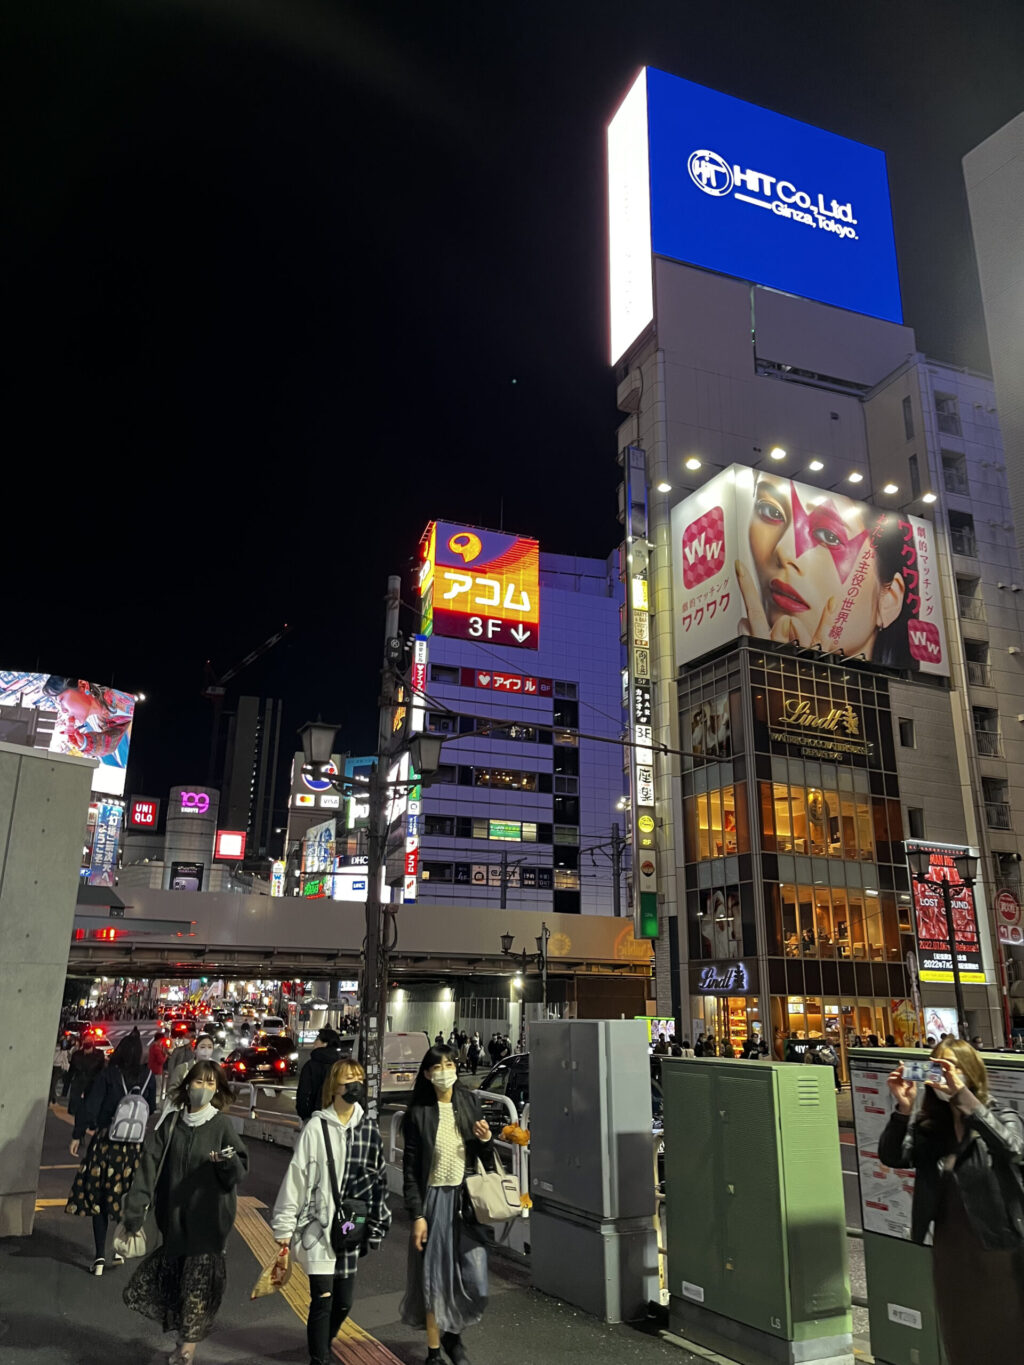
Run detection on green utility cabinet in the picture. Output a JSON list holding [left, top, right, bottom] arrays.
[[662, 1059, 851, 1364]]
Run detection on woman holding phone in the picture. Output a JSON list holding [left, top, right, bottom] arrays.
[[400, 1044, 496, 1365], [121, 1059, 247, 1365], [878, 1039, 1024, 1363]]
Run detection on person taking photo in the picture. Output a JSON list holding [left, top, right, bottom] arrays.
[[271, 1059, 391, 1365], [121, 1059, 248, 1364], [878, 1038, 1024, 1364], [399, 1044, 496, 1365]]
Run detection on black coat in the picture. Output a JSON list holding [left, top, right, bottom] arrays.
[[295, 1045, 345, 1121], [73, 1063, 156, 1140], [402, 1087, 496, 1221], [123, 1110, 248, 1256], [878, 1091, 1024, 1250], [67, 1048, 105, 1117]]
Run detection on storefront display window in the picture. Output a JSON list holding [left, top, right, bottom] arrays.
[[769, 883, 900, 961], [759, 782, 873, 859], [684, 784, 749, 860]]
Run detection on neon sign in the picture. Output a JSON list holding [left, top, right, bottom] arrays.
[[420, 520, 540, 650], [180, 791, 210, 815], [697, 962, 750, 993]]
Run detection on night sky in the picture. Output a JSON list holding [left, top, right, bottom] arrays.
[[7, 1, 1023, 812]]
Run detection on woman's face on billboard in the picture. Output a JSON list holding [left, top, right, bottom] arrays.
[[740, 479, 904, 655]]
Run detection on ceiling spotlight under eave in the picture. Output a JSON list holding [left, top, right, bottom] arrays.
[[768, 446, 786, 461], [881, 482, 899, 495], [656, 481, 672, 493], [922, 492, 937, 504], [847, 471, 864, 484], [684, 456, 702, 472], [808, 459, 824, 472]]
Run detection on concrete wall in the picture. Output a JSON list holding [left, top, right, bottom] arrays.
[[0, 742, 95, 1236]]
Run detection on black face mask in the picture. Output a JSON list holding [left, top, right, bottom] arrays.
[[341, 1082, 365, 1105]]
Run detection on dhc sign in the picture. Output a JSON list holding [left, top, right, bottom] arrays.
[[608, 67, 902, 361]]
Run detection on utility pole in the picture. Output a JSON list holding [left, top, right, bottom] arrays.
[[500, 848, 508, 911], [611, 822, 622, 916], [359, 575, 402, 1122]]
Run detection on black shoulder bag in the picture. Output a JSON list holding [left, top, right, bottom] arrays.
[[319, 1117, 368, 1254]]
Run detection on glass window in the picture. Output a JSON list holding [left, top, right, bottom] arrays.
[[553, 825, 579, 845], [902, 394, 914, 440], [554, 868, 580, 890], [473, 768, 537, 792], [898, 718, 915, 748], [430, 665, 459, 684], [760, 783, 777, 852], [522, 823, 538, 843], [420, 861, 453, 882]]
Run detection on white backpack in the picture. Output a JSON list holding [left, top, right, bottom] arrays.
[[109, 1070, 151, 1143]]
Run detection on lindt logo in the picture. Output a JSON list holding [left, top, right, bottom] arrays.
[[907, 620, 942, 663], [682, 506, 725, 587]]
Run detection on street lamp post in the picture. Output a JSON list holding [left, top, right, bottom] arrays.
[[906, 846, 978, 1041], [500, 923, 550, 1012]]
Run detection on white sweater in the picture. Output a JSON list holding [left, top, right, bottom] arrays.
[[271, 1103, 361, 1275]]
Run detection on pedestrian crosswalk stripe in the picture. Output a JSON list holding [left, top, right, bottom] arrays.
[[234, 1196, 402, 1365]]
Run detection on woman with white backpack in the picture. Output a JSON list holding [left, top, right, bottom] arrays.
[[66, 1028, 156, 1274]]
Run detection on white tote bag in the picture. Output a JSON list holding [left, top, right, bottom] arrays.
[[464, 1151, 521, 1224]]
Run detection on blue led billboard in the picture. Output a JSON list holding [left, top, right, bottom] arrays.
[[645, 68, 902, 324]]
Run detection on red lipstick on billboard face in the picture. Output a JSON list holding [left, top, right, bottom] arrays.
[[768, 578, 810, 613]]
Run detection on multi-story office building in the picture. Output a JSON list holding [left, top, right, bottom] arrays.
[[216, 695, 283, 861], [607, 68, 1022, 1059], [412, 548, 627, 917]]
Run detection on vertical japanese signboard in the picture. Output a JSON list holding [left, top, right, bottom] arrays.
[[905, 840, 985, 984], [621, 447, 658, 938], [87, 801, 124, 888]]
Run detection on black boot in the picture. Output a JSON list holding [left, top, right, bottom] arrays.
[[426, 1350, 442, 1365], [441, 1332, 469, 1365]]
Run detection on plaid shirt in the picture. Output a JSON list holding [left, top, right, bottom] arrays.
[[272, 1108, 391, 1278]]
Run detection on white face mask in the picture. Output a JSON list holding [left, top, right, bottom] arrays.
[[430, 1068, 457, 1091]]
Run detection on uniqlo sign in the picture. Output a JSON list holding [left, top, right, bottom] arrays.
[[128, 796, 160, 830]]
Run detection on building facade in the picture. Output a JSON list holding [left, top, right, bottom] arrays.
[[412, 550, 627, 916], [607, 68, 1023, 1058]]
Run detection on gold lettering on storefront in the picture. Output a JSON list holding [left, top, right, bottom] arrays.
[[779, 698, 860, 736]]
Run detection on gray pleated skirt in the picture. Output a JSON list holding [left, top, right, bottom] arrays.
[[400, 1184, 488, 1334]]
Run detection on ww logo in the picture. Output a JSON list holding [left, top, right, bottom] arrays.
[[682, 506, 726, 587]]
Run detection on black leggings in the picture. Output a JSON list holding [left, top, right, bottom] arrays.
[[307, 1273, 355, 1362], [91, 1212, 109, 1260]]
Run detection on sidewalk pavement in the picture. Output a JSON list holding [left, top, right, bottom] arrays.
[[1, 1107, 728, 1365]]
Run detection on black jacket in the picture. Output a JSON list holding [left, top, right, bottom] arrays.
[[878, 1089, 1024, 1250], [123, 1109, 248, 1255], [402, 1087, 496, 1221], [67, 1048, 105, 1117], [74, 1063, 156, 1140], [296, 1046, 345, 1121]]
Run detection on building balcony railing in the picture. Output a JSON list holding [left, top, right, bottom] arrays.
[[975, 730, 1003, 758], [937, 412, 962, 436], [951, 532, 978, 558], [966, 660, 991, 686], [959, 594, 986, 621], [985, 801, 1012, 830]]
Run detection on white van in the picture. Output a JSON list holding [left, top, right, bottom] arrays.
[[259, 1015, 287, 1037], [382, 1031, 430, 1094]]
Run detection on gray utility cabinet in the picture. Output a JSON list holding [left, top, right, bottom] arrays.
[[528, 1019, 658, 1322]]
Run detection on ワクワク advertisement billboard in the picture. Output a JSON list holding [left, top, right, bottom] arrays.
[[906, 840, 985, 985], [607, 67, 901, 361], [0, 672, 136, 796], [419, 521, 540, 650], [670, 466, 948, 676]]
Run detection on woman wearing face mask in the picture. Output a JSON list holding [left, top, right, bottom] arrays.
[[121, 1060, 247, 1365], [399, 1045, 496, 1365], [878, 1039, 1024, 1363], [66, 1029, 155, 1274], [271, 1060, 391, 1365]]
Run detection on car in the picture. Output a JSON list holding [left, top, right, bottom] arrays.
[[62, 1021, 113, 1057], [169, 1017, 197, 1039], [382, 1031, 430, 1095], [258, 1015, 287, 1036], [259, 1035, 299, 1075], [223, 1045, 293, 1083]]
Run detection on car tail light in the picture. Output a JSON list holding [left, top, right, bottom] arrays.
[[237, 1062, 246, 1072], [274, 1059, 286, 1071]]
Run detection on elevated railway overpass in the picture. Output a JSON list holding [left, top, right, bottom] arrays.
[[70, 888, 654, 993]]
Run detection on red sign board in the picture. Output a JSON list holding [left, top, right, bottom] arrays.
[[214, 829, 247, 860], [906, 841, 984, 984], [460, 668, 553, 696], [128, 796, 160, 829], [996, 890, 1020, 927], [421, 521, 540, 650]]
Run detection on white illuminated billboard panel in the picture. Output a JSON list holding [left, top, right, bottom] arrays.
[[607, 69, 654, 364]]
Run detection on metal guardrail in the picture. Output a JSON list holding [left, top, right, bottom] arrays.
[[386, 1095, 531, 1255]]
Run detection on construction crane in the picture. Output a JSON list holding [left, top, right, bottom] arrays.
[[202, 625, 290, 784]]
